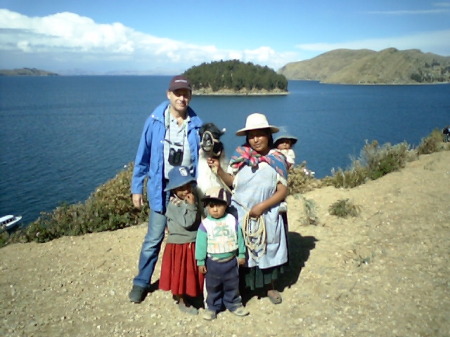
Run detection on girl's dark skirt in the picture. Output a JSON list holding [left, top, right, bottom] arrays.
[[243, 265, 285, 291]]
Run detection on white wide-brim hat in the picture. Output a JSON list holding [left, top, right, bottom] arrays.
[[236, 113, 279, 136]]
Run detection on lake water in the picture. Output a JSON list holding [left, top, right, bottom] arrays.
[[1, 76, 449, 224]]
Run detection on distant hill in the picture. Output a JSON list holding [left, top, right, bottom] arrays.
[[0, 67, 59, 76], [278, 48, 450, 84]]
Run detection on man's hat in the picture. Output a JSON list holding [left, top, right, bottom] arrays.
[[168, 75, 192, 92]]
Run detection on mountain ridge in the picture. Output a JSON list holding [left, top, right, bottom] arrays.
[[279, 48, 450, 84]]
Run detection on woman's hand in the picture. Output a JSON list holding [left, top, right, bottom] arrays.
[[207, 156, 235, 187], [198, 266, 207, 274], [207, 157, 219, 170], [249, 203, 266, 218], [248, 183, 288, 217], [249, 183, 288, 218]]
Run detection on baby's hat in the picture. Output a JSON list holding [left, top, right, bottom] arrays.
[[273, 126, 298, 145], [202, 186, 231, 206]]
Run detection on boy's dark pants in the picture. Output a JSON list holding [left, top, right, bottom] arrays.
[[205, 257, 242, 312]]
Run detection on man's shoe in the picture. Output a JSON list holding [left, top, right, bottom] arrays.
[[128, 285, 148, 303], [231, 306, 249, 317], [202, 309, 217, 321]]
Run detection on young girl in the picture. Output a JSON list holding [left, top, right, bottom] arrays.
[[159, 166, 204, 315], [207, 113, 289, 305]]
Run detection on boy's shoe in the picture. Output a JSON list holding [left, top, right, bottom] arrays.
[[202, 309, 217, 321], [128, 285, 148, 303], [231, 306, 249, 317]]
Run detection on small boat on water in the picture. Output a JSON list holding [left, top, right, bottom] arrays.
[[0, 214, 22, 231]]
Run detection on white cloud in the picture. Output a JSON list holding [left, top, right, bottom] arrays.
[[0, 10, 136, 53], [296, 30, 450, 57], [0, 9, 298, 74]]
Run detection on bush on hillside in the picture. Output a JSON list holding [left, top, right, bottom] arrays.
[[362, 140, 411, 180], [324, 140, 412, 188], [7, 163, 149, 244], [416, 128, 447, 154], [287, 161, 321, 194], [325, 160, 369, 189], [329, 199, 361, 218], [323, 130, 450, 190]]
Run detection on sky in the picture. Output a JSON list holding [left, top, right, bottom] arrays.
[[1, 0, 450, 75]]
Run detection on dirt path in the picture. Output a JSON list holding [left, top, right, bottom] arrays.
[[1, 151, 449, 337]]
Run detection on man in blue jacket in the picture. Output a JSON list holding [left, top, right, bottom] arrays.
[[129, 75, 203, 303]]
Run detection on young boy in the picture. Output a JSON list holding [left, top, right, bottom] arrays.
[[195, 187, 249, 320]]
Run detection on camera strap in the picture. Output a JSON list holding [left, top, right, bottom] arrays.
[[165, 115, 186, 150]]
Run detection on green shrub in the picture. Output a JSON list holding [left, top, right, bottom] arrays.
[[288, 161, 321, 194], [8, 163, 149, 244], [416, 128, 447, 154], [324, 160, 369, 188], [302, 197, 320, 225], [0, 231, 9, 247], [329, 199, 360, 218], [362, 140, 410, 180], [325, 140, 410, 188]]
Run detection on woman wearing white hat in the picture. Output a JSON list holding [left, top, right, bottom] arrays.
[[207, 112, 288, 304]]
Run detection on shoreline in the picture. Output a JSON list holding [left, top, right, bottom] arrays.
[[192, 88, 289, 96], [193, 91, 289, 96]]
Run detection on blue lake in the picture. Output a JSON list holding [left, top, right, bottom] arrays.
[[1, 76, 449, 224]]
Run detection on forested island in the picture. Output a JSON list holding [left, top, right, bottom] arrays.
[[184, 60, 288, 95]]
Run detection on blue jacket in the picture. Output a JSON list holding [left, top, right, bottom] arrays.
[[131, 100, 203, 212]]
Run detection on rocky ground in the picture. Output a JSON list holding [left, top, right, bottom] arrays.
[[1, 151, 449, 337]]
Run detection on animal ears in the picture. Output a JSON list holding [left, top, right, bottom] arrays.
[[200, 123, 226, 137]]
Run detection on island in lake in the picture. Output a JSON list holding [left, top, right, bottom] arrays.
[[184, 60, 289, 95], [0, 67, 59, 76]]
